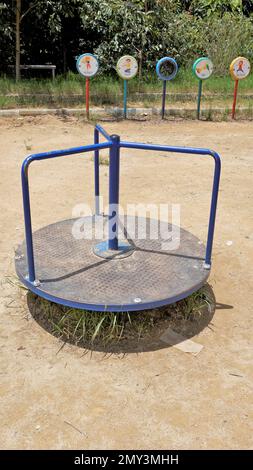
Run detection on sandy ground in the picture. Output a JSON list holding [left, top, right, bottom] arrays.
[[0, 116, 252, 450]]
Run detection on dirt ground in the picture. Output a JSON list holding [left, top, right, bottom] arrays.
[[0, 116, 252, 450]]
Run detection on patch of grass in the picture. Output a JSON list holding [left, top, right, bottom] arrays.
[[92, 76, 121, 106], [24, 138, 33, 151], [5, 275, 28, 291], [1, 68, 253, 110], [99, 155, 109, 166], [27, 285, 214, 348], [205, 108, 215, 121]]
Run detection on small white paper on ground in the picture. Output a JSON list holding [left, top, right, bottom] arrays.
[[160, 327, 203, 356]]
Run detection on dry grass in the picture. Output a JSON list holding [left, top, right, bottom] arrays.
[[26, 285, 214, 348]]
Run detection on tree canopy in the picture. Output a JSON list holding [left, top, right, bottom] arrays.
[[1, 0, 253, 76]]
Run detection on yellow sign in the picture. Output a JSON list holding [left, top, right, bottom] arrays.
[[230, 57, 250, 80], [116, 56, 138, 80]]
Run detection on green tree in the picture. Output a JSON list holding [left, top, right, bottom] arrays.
[[190, 0, 242, 17]]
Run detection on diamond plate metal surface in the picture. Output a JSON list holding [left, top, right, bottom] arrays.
[[15, 216, 209, 311]]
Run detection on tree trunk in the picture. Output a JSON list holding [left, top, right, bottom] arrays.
[[138, 49, 143, 82], [63, 46, 67, 74], [16, 0, 21, 81]]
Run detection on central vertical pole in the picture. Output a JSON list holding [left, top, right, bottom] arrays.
[[86, 78, 90, 119], [161, 80, 166, 119], [108, 134, 120, 250], [197, 79, 202, 120], [94, 128, 100, 215], [123, 79, 127, 119]]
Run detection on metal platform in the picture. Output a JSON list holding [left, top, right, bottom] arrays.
[[15, 216, 209, 312]]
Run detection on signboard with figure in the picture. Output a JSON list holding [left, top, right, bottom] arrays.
[[76, 53, 99, 119], [230, 56, 251, 119], [192, 57, 213, 119], [116, 55, 138, 119], [193, 57, 213, 80], [76, 53, 99, 78], [116, 55, 138, 80], [230, 57, 250, 80]]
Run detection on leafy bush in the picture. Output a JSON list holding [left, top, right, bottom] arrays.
[[205, 13, 253, 75], [1, 1, 253, 78]]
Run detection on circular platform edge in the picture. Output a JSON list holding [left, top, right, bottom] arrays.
[[16, 270, 210, 312]]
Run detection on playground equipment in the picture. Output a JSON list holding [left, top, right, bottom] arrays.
[[15, 124, 221, 312]]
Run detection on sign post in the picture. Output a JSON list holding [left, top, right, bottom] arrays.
[[123, 78, 128, 119], [156, 57, 178, 119], [192, 57, 213, 120], [230, 57, 250, 119], [76, 53, 99, 120], [116, 55, 138, 119]]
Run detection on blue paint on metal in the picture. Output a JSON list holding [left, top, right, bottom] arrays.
[[21, 161, 35, 283], [21, 141, 112, 282], [156, 57, 178, 81], [95, 124, 111, 142], [123, 79, 127, 119], [205, 150, 221, 266], [17, 272, 209, 312], [93, 240, 133, 258], [22, 142, 112, 165], [94, 128, 100, 215], [94, 124, 113, 215], [120, 140, 221, 266], [108, 134, 120, 250]]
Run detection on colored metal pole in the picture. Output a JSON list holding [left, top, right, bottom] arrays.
[[21, 162, 36, 283], [108, 134, 120, 250], [205, 151, 221, 267], [94, 128, 100, 215], [86, 77, 90, 119], [197, 79, 202, 120], [123, 79, 127, 119], [232, 79, 239, 119], [95, 124, 111, 141], [161, 80, 166, 119]]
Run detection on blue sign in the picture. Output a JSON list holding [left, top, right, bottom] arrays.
[[156, 57, 178, 81]]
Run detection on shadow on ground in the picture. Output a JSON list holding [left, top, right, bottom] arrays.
[[27, 284, 233, 355]]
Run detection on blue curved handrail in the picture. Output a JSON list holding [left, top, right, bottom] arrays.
[[21, 141, 112, 283], [120, 141, 221, 268]]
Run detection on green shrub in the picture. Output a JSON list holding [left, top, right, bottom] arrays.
[[205, 13, 253, 75]]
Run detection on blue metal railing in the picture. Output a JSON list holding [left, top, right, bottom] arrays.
[[95, 124, 111, 142], [94, 125, 113, 215], [21, 124, 221, 285], [21, 141, 112, 283], [120, 141, 221, 268]]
